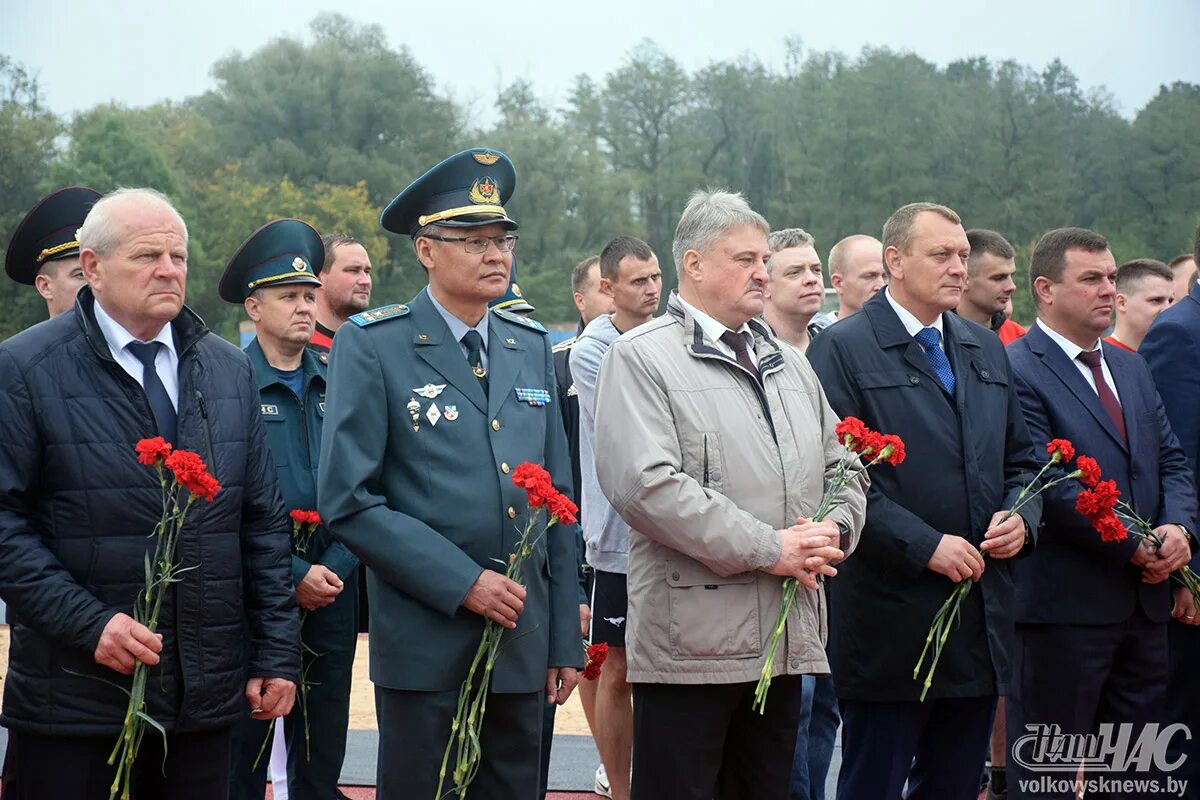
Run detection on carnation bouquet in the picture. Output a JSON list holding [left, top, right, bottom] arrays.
[[1075, 471, 1200, 611], [437, 463, 578, 799], [752, 417, 904, 714], [105, 438, 220, 800], [913, 439, 1091, 700]]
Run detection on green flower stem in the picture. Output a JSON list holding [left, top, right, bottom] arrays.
[[753, 442, 875, 715], [437, 511, 555, 799], [911, 456, 1078, 703], [108, 474, 203, 800]]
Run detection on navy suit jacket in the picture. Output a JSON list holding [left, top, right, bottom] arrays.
[[807, 291, 1040, 701], [1140, 282, 1200, 576], [1007, 322, 1196, 625]]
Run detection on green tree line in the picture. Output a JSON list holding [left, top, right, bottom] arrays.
[[2, 14, 1197, 340]]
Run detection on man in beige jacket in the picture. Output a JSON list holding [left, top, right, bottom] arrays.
[[593, 190, 867, 800]]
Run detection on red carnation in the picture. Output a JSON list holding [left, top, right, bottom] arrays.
[[875, 434, 906, 466], [547, 492, 579, 526], [165, 449, 221, 502], [582, 642, 609, 681], [1075, 480, 1120, 519], [512, 462, 556, 508], [1075, 456, 1102, 487], [290, 509, 308, 525], [1046, 438, 1076, 463], [305, 511, 321, 525], [1094, 512, 1128, 543], [859, 431, 884, 456], [135, 437, 173, 466], [834, 417, 872, 452]]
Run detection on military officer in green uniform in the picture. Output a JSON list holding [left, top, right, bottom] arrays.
[[319, 148, 583, 799], [220, 219, 359, 800], [5, 186, 102, 318]]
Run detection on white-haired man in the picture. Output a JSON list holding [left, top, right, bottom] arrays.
[[0, 188, 298, 798]]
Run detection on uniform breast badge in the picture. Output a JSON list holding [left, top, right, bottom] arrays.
[[426, 403, 442, 427], [413, 383, 446, 399], [407, 398, 421, 432], [443, 405, 459, 421], [514, 387, 552, 407]]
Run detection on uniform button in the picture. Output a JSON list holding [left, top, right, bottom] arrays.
[[491, 419, 501, 431], [507, 506, 517, 519], [980, 369, 991, 379], [671, 571, 681, 581], [909, 375, 920, 385], [501, 462, 510, 474], [791, 659, 801, 669]]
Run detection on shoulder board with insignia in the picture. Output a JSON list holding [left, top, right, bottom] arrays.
[[492, 307, 547, 333], [552, 336, 577, 353], [350, 304, 410, 327]]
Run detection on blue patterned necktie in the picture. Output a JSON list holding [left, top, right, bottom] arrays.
[[914, 327, 955, 395], [127, 341, 177, 443]]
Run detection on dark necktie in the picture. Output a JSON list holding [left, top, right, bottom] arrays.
[[461, 330, 488, 393], [127, 341, 177, 443], [914, 327, 956, 395], [1077, 349, 1126, 441], [719, 330, 758, 379]]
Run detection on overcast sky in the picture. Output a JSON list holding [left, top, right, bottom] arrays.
[[4, 0, 1198, 122]]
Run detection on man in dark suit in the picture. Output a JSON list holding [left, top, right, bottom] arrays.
[[1006, 227, 1196, 799], [807, 202, 1041, 800], [1140, 223, 1200, 791], [318, 148, 582, 799]]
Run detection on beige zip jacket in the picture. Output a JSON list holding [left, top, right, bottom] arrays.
[[594, 293, 867, 684]]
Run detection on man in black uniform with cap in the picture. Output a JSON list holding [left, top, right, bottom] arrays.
[[319, 148, 582, 799], [5, 186, 101, 318], [220, 219, 359, 800]]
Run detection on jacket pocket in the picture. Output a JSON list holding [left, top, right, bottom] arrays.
[[855, 370, 922, 391], [971, 360, 1009, 387], [665, 559, 760, 659]]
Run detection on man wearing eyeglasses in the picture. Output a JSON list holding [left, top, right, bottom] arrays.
[[318, 148, 583, 799]]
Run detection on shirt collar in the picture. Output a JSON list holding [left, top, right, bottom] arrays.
[[675, 293, 753, 346], [1034, 318, 1102, 362], [427, 288, 489, 350], [93, 299, 176, 358], [885, 286, 944, 340]]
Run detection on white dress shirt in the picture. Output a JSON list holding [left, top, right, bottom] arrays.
[[676, 294, 758, 366], [885, 287, 946, 344], [1033, 319, 1121, 404], [93, 300, 180, 410]]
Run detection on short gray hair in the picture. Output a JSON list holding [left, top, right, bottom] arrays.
[[767, 228, 816, 266], [79, 188, 188, 257], [881, 202, 961, 258], [672, 189, 769, 271]]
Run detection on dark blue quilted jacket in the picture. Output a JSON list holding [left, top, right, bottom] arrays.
[[0, 287, 300, 735]]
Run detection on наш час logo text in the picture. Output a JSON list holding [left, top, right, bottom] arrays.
[[1012, 723, 1191, 774]]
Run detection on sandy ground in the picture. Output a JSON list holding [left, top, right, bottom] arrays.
[[0, 628, 590, 737], [347, 634, 592, 735]]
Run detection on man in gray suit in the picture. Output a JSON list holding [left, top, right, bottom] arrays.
[[318, 148, 582, 799]]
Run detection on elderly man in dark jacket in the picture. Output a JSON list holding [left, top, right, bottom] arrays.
[[0, 188, 299, 799], [807, 202, 1041, 800]]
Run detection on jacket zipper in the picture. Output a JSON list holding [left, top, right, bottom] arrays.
[[195, 390, 215, 465]]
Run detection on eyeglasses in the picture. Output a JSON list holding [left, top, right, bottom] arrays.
[[423, 234, 518, 254]]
